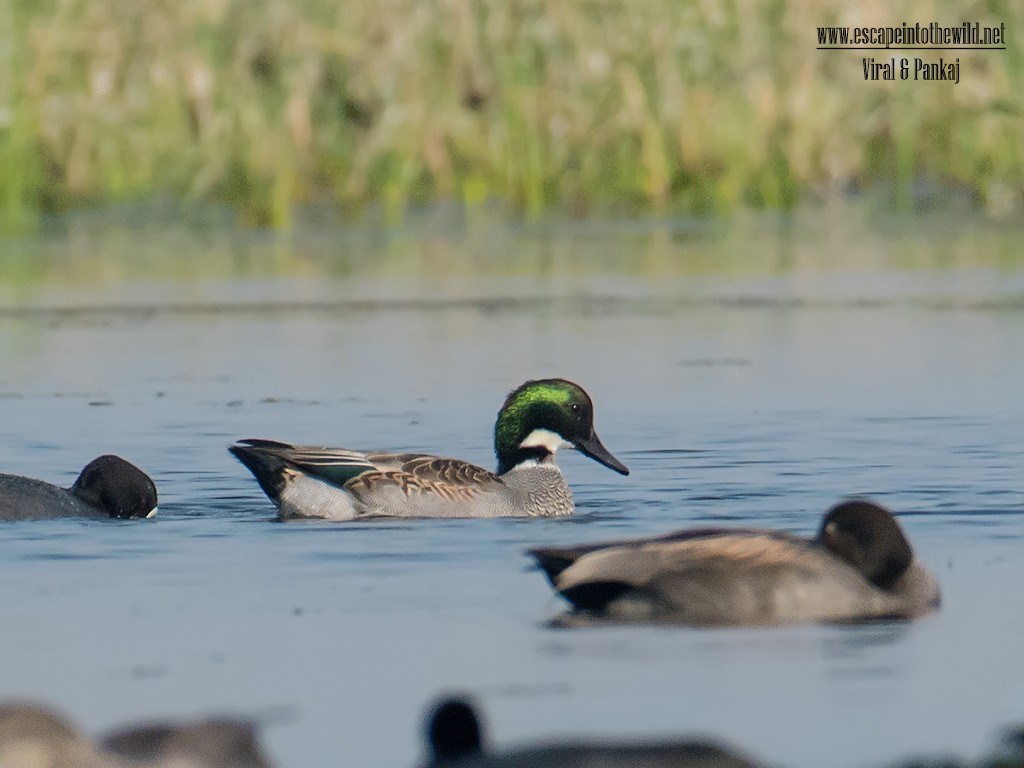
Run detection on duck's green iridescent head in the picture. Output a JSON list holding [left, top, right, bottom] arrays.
[[493, 379, 629, 476]]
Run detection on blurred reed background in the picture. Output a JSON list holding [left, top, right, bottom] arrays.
[[0, 0, 1020, 231]]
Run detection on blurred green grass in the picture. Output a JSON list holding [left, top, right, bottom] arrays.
[[0, 0, 1021, 231]]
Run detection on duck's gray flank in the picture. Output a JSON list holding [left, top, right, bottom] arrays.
[[528, 499, 940, 626], [230, 378, 627, 520]]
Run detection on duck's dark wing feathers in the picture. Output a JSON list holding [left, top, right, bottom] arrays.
[[365, 453, 503, 487], [528, 528, 799, 585]]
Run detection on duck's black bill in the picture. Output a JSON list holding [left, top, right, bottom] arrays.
[[573, 434, 629, 475]]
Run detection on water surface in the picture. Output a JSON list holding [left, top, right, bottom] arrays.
[[1, 211, 1023, 768]]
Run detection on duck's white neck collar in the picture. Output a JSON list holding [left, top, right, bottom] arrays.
[[518, 428, 572, 454]]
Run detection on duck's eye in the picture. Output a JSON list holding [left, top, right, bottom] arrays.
[[570, 403, 581, 413]]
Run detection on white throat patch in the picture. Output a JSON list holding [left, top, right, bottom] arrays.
[[519, 428, 572, 454]]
